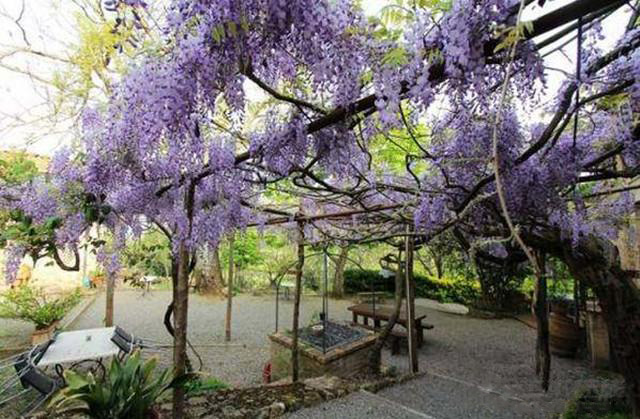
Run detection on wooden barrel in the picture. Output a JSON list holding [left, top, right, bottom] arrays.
[[586, 311, 611, 369], [549, 312, 581, 357]]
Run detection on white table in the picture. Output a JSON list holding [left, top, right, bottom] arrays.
[[37, 327, 121, 367]]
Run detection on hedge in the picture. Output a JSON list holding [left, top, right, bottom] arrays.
[[344, 268, 479, 304]]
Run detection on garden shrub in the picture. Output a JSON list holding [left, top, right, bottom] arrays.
[[344, 269, 479, 304], [0, 286, 82, 329], [344, 269, 394, 294], [414, 275, 479, 304]]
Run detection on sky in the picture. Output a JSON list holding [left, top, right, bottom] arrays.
[[0, 0, 632, 157]]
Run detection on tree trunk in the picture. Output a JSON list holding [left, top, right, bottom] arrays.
[[105, 274, 115, 327], [172, 182, 195, 419], [195, 246, 224, 295], [428, 248, 444, 279], [368, 250, 403, 374], [569, 265, 640, 416], [172, 241, 190, 419], [600, 281, 640, 418], [212, 247, 224, 288], [225, 236, 234, 342], [292, 222, 305, 382], [332, 246, 348, 298], [528, 231, 640, 416], [533, 251, 550, 391]]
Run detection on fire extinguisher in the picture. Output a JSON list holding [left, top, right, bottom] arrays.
[[262, 362, 272, 384]]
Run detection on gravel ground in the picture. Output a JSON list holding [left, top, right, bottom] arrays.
[[286, 390, 431, 419], [378, 308, 622, 417], [67, 290, 623, 418], [68, 290, 356, 388]]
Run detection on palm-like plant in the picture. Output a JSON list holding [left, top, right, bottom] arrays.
[[50, 351, 181, 419]]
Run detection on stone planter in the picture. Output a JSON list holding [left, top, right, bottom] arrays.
[[268, 329, 377, 382], [31, 321, 58, 345]]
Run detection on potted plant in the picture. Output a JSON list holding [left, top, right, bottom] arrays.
[[89, 269, 106, 288], [50, 351, 185, 419], [0, 286, 81, 344]]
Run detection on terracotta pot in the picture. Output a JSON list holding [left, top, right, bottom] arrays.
[[549, 312, 580, 357], [91, 275, 105, 288], [31, 321, 58, 345]]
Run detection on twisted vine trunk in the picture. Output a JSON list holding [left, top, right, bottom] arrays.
[[368, 250, 403, 374], [172, 241, 190, 419], [172, 182, 195, 419], [563, 256, 640, 417]]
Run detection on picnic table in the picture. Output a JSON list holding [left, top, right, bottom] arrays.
[[348, 303, 433, 353], [279, 282, 295, 300]]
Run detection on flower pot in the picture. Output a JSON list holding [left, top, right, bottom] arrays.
[[549, 312, 580, 357], [91, 275, 105, 288], [311, 324, 324, 337], [31, 321, 58, 345]]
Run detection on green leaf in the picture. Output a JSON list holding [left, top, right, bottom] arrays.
[[227, 21, 237, 37], [64, 370, 89, 389], [381, 46, 409, 67]]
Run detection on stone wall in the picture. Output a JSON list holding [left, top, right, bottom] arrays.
[[269, 332, 377, 382]]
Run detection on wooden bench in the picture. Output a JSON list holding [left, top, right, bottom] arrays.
[[348, 303, 433, 349], [351, 317, 434, 354], [386, 323, 434, 354], [354, 322, 409, 354]]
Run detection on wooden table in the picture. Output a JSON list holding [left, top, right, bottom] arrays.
[[348, 303, 430, 348]]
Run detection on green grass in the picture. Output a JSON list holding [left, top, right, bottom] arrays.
[[183, 376, 229, 396]]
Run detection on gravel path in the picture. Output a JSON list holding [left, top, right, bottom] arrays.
[[68, 290, 622, 418], [69, 290, 356, 388]]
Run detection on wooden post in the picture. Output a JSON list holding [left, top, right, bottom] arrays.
[[405, 226, 419, 373], [533, 251, 550, 391], [225, 235, 234, 342], [368, 249, 404, 373], [292, 221, 305, 382], [105, 274, 115, 327]]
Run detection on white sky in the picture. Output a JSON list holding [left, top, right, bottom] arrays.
[[0, 0, 632, 157]]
